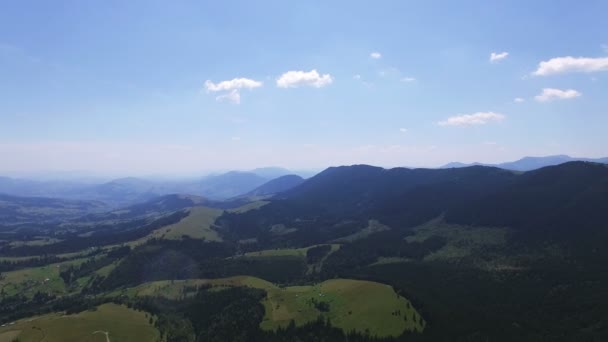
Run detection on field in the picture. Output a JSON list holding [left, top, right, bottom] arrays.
[[120, 206, 224, 247], [151, 207, 223, 241], [227, 200, 269, 213], [243, 244, 340, 258], [0, 258, 89, 297], [118, 275, 276, 299], [260, 279, 423, 336], [0, 303, 160, 342], [122, 275, 423, 337], [9, 238, 62, 247]]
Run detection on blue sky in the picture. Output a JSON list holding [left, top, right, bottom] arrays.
[[1, 0, 607, 175]]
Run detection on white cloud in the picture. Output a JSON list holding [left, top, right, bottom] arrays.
[[353, 74, 361, 80], [533, 56, 608, 76], [534, 88, 581, 102], [438, 112, 505, 127], [401, 77, 416, 82], [514, 97, 525, 103], [399, 128, 408, 133], [370, 52, 382, 59], [203, 77, 262, 104], [215, 89, 240, 104], [276, 69, 333, 88], [204, 78, 262, 92], [490, 52, 509, 63]]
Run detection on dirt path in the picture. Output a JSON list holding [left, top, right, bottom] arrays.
[[93, 330, 110, 342]]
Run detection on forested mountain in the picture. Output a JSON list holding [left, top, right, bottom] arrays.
[[222, 162, 608, 246]]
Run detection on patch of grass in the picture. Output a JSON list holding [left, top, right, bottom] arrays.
[[334, 219, 391, 243], [227, 201, 269, 214], [268, 224, 297, 236], [155, 207, 223, 241], [244, 247, 308, 258], [0, 303, 160, 342], [122, 275, 423, 337], [116, 276, 276, 300], [243, 244, 340, 258], [9, 237, 62, 247], [94, 261, 119, 278], [0, 256, 41, 262], [119, 207, 223, 248], [261, 279, 423, 337], [371, 256, 411, 266], [406, 217, 509, 263]]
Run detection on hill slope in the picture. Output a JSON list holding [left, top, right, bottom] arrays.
[[245, 174, 304, 197]]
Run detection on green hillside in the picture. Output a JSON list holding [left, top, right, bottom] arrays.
[[0, 303, 159, 342]]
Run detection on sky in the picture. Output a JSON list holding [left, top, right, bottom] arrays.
[[1, 0, 607, 175]]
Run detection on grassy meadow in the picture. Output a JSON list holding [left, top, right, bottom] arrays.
[[121, 275, 423, 337], [0, 258, 90, 298], [0, 303, 160, 342]]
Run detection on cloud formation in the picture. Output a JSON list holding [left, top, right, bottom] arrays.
[[438, 112, 505, 126], [490, 52, 509, 62], [204, 78, 262, 92], [204, 77, 262, 104], [514, 97, 525, 103], [370, 52, 382, 59], [401, 77, 416, 82], [399, 128, 408, 133], [276, 69, 333, 88], [215, 89, 241, 104], [534, 88, 581, 102], [533, 56, 608, 76]]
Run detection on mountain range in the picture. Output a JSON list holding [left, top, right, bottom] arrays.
[[1, 155, 606, 207], [442, 154, 608, 171], [0, 167, 309, 206]]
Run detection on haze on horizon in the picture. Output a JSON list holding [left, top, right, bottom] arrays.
[[1, 1, 607, 175]]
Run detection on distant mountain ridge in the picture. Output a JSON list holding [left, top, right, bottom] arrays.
[[244, 174, 305, 197], [198, 171, 268, 199], [441, 155, 608, 171], [0, 168, 300, 205]]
